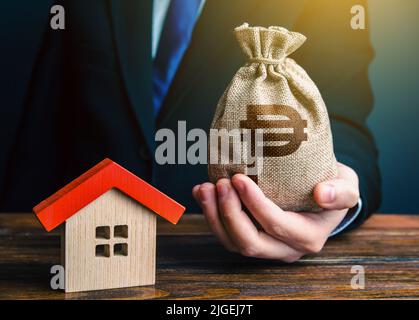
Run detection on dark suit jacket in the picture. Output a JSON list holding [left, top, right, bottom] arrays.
[[0, 0, 381, 230]]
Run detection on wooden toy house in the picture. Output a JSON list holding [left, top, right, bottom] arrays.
[[33, 159, 185, 293]]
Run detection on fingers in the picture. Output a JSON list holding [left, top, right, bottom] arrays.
[[216, 179, 304, 261], [314, 164, 360, 210], [230, 174, 283, 227], [194, 181, 305, 262], [256, 231, 305, 262], [230, 174, 327, 254], [193, 183, 238, 252], [299, 208, 348, 236], [314, 181, 359, 210], [193, 175, 345, 261], [216, 179, 261, 255], [192, 184, 200, 202]]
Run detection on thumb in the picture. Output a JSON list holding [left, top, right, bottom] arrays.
[[314, 179, 360, 210]]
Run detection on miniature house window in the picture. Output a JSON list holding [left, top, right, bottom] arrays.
[[114, 243, 128, 256], [95, 244, 110, 257], [114, 225, 128, 238], [96, 226, 110, 239], [95, 225, 129, 257]]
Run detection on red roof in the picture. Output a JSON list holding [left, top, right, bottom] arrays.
[[33, 159, 185, 231]]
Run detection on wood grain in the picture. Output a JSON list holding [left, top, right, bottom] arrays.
[[0, 213, 419, 299], [64, 189, 156, 292]]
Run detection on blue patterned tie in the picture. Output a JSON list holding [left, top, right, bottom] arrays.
[[153, 0, 203, 115]]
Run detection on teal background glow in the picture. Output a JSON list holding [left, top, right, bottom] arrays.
[[368, 0, 419, 213]]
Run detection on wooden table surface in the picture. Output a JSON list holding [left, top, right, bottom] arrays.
[[1, 213, 419, 299]]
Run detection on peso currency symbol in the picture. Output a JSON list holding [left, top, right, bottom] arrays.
[[240, 105, 308, 182], [240, 104, 308, 157]]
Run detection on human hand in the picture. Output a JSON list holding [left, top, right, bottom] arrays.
[[192, 162, 359, 262]]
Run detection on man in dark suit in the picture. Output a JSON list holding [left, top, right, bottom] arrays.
[[0, 0, 381, 261]]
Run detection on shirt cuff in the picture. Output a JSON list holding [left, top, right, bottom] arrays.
[[329, 198, 363, 237]]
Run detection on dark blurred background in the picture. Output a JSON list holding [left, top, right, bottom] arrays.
[[0, 0, 418, 213]]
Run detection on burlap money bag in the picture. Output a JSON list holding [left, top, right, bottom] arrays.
[[208, 23, 338, 212]]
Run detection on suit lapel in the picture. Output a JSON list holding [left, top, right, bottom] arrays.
[[156, 0, 247, 126], [109, 0, 155, 151]]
